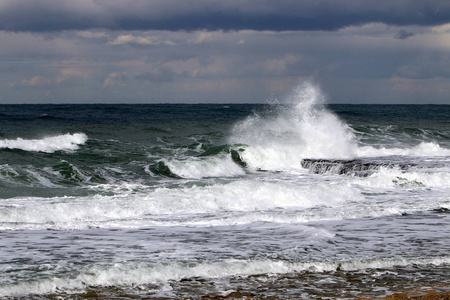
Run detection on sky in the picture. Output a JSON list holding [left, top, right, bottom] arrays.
[[1, 0, 450, 104]]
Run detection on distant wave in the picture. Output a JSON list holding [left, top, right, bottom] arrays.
[[0, 133, 87, 153]]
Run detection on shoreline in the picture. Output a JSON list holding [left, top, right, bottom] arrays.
[[38, 288, 450, 299], [27, 281, 450, 299]]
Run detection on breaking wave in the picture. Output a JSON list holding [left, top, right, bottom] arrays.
[[0, 133, 87, 153], [2, 175, 449, 230], [0, 180, 362, 230], [150, 154, 246, 179]]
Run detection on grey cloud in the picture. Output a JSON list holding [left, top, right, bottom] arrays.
[[135, 67, 176, 83], [0, 0, 449, 32], [395, 55, 450, 79], [2, 16, 450, 104], [395, 29, 416, 39]]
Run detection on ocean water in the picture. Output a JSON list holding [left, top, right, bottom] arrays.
[[1, 83, 449, 299]]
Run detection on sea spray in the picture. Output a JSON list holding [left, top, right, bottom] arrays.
[[228, 82, 357, 171]]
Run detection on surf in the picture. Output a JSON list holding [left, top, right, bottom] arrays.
[[2, 256, 449, 297]]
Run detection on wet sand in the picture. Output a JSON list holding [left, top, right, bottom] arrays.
[[380, 290, 450, 299], [9, 267, 450, 299], [200, 290, 450, 299], [66, 289, 450, 299], [35, 283, 450, 299]]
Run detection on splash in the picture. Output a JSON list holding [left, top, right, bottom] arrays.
[[0, 133, 87, 153], [229, 82, 357, 171]]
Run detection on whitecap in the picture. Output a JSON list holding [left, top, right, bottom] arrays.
[[0, 133, 88, 153]]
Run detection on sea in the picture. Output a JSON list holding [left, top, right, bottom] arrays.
[[0, 83, 449, 299]]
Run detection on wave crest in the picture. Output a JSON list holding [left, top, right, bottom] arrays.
[[150, 154, 246, 179], [0, 133, 87, 153]]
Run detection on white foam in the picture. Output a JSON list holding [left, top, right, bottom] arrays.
[[357, 142, 450, 158], [4, 171, 450, 230], [357, 166, 450, 189], [1, 256, 449, 297], [0, 133, 87, 153], [0, 180, 362, 230]]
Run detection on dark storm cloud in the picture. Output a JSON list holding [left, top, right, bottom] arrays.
[[0, 0, 449, 32]]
